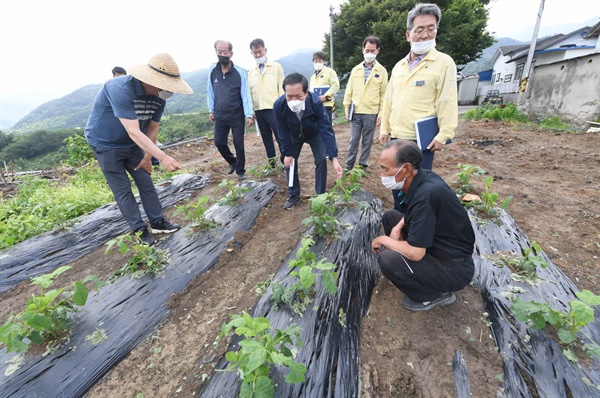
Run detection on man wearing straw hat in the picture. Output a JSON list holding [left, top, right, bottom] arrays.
[[85, 53, 193, 246]]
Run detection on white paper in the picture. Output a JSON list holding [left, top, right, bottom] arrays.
[[288, 158, 295, 187], [255, 120, 261, 137]]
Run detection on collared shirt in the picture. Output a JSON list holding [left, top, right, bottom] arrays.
[[207, 62, 253, 120], [85, 76, 165, 149], [309, 66, 340, 108], [407, 53, 426, 72], [380, 48, 458, 144], [248, 59, 285, 111], [363, 62, 374, 83], [403, 169, 475, 261], [342, 60, 389, 115]]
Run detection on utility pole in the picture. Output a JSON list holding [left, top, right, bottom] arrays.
[[521, 0, 545, 91], [329, 5, 334, 69]]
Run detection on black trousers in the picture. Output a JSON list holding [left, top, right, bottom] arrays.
[[214, 116, 245, 175], [378, 209, 474, 302], [255, 109, 283, 165]]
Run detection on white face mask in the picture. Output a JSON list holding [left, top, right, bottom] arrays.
[[411, 38, 436, 55], [364, 53, 377, 63], [255, 55, 267, 65], [381, 166, 406, 190], [287, 100, 305, 113], [313, 62, 324, 71], [157, 89, 173, 100]]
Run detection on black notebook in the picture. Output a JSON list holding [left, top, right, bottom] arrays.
[[414, 116, 439, 150]]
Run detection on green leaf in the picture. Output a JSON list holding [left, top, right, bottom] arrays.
[[557, 329, 578, 344], [575, 290, 600, 306], [253, 376, 275, 398], [299, 266, 315, 290], [72, 281, 88, 306], [583, 343, 600, 360], [24, 314, 53, 331], [285, 362, 307, 384], [563, 348, 578, 362], [570, 300, 594, 327], [243, 346, 268, 374], [225, 350, 238, 363], [321, 271, 338, 295]]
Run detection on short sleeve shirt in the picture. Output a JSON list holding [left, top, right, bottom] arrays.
[[84, 76, 165, 149], [402, 169, 475, 259]]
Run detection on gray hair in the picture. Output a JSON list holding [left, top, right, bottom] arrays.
[[383, 140, 422, 170], [407, 3, 441, 30], [214, 40, 233, 52]]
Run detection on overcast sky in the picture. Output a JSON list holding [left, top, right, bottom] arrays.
[[1, 0, 598, 108]]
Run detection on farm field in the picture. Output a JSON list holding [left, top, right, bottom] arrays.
[[1, 118, 598, 397]]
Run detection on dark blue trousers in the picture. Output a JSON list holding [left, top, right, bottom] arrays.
[[92, 145, 163, 232], [255, 109, 283, 165], [214, 116, 246, 175], [285, 133, 327, 198]]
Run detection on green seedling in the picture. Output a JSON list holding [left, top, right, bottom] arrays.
[[467, 176, 512, 218], [106, 233, 170, 280], [511, 290, 600, 362], [217, 179, 252, 206], [302, 193, 342, 237], [331, 167, 366, 203], [173, 195, 219, 231], [491, 241, 552, 285], [454, 163, 485, 195], [217, 312, 307, 398], [247, 162, 280, 181], [257, 238, 338, 315], [0, 266, 103, 353]]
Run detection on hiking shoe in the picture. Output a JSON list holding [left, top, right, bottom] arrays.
[[136, 227, 156, 246], [150, 217, 180, 234], [401, 292, 456, 312], [227, 162, 236, 175], [283, 196, 301, 210], [238, 172, 246, 181]]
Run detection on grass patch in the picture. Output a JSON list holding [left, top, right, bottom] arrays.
[[0, 165, 114, 250]]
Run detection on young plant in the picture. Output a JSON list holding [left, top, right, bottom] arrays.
[[453, 163, 485, 195], [247, 162, 280, 181], [217, 312, 307, 398], [511, 290, 600, 362], [262, 238, 338, 315], [491, 241, 551, 285], [331, 167, 366, 203], [468, 176, 512, 218], [173, 195, 219, 231], [105, 233, 170, 281], [217, 179, 252, 206], [302, 193, 341, 237], [0, 266, 103, 353]]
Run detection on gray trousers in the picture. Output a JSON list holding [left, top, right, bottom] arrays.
[[346, 113, 377, 169], [92, 145, 163, 232]]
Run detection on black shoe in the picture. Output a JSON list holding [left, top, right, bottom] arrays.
[[227, 163, 236, 175], [359, 164, 368, 171], [238, 173, 246, 181], [150, 217, 180, 234], [401, 292, 456, 312], [283, 196, 301, 210], [136, 227, 156, 246]]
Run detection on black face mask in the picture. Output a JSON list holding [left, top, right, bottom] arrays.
[[218, 55, 230, 66]]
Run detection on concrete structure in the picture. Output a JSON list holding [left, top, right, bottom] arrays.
[[457, 75, 480, 105], [477, 22, 600, 104], [525, 52, 600, 123]]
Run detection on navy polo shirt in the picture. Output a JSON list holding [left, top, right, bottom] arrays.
[[209, 63, 245, 120], [402, 169, 475, 259], [84, 75, 165, 149]]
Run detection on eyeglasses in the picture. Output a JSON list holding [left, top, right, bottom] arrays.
[[251, 49, 265, 57], [410, 26, 437, 37]]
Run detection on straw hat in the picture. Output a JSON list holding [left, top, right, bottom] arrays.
[[128, 53, 193, 94]]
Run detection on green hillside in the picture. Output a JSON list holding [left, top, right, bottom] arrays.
[[7, 49, 318, 135]]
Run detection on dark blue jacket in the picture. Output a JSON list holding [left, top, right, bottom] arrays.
[[273, 92, 339, 159]]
